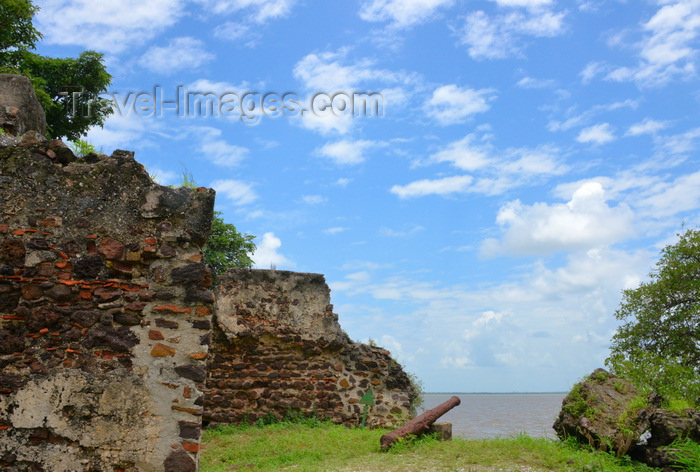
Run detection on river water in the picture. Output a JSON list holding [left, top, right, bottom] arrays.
[[417, 393, 567, 439]]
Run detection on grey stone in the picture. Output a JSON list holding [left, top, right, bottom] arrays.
[[0, 74, 47, 137]]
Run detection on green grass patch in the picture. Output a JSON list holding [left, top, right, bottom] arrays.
[[200, 422, 660, 472]]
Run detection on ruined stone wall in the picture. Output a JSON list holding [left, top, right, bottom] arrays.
[[0, 139, 215, 472], [205, 269, 416, 428]]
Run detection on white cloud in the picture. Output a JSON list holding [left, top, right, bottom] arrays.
[[299, 112, 355, 136], [210, 179, 258, 205], [301, 195, 327, 205], [457, 7, 566, 59], [194, 0, 295, 22], [493, 0, 553, 6], [580, 61, 608, 83], [482, 181, 635, 256], [424, 85, 495, 125], [379, 225, 424, 237], [428, 134, 492, 170], [35, 0, 183, 53], [408, 133, 566, 197], [187, 79, 249, 97], [576, 123, 616, 144], [292, 50, 415, 135], [359, 0, 454, 28], [548, 99, 638, 132], [499, 145, 568, 176], [147, 167, 180, 186], [194, 127, 249, 167], [603, 0, 700, 87], [636, 170, 700, 219], [659, 126, 700, 155], [463, 310, 505, 340], [516, 76, 557, 88], [294, 52, 381, 91], [324, 227, 349, 235], [330, 244, 652, 388], [138, 37, 215, 74], [213, 21, 252, 41], [391, 175, 473, 198], [316, 139, 379, 165], [626, 118, 669, 136], [85, 112, 162, 151], [252, 232, 293, 269]]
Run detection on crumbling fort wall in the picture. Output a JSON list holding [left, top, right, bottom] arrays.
[[0, 132, 216, 471], [205, 269, 417, 428], [0, 74, 418, 471]]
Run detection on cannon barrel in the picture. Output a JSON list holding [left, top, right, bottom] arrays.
[[380, 395, 461, 449]]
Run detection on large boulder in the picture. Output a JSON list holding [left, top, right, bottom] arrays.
[[555, 369, 700, 471], [553, 369, 652, 456], [0, 74, 47, 137]]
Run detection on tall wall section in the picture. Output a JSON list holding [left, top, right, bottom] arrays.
[[0, 138, 215, 471], [205, 269, 417, 428]]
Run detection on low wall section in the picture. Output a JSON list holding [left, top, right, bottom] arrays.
[[205, 269, 417, 428]]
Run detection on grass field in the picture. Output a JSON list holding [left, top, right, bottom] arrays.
[[200, 419, 660, 472]]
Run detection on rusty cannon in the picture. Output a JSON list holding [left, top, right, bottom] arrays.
[[380, 395, 461, 449]]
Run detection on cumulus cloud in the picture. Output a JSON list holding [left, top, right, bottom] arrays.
[[424, 85, 496, 125], [359, 0, 454, 28], [138, 37, 214, 74], [482, 181, 635, 256], [252, 232, 294, 269]]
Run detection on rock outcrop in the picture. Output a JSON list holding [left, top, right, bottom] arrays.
[[0, 74, 47, 137], [554, 368, 700, 471], [205, 269, 418, 428]]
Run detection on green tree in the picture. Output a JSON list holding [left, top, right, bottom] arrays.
[[0, 0, 112, 140], [204, 212, 257, 274], [606, 228, 700, 405], [0, 0, 41, 57]]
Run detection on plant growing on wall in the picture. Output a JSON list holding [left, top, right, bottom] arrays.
[[174, 168, 257, 274]]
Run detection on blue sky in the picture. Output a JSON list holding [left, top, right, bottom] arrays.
[[33, 0, 699, 393]]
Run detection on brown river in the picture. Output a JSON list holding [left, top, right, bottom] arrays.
[[418, 393, 567, 439]]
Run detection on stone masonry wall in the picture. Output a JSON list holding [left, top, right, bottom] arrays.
[[205, 269, 417, 428], [0, 139, 215, 471]]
